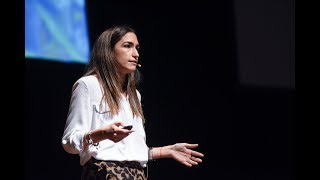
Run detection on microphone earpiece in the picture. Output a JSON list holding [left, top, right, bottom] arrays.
[[137, 64, 141, 67]]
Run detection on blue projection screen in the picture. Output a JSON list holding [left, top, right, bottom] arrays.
[[25, 0, 90, 64]]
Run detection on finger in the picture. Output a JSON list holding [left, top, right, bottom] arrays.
[[118, 129, 134, 135], [186, 158, 198, 166], [127, 130, 134, 134], [183, 161, 193, 167], [188, 157, 199, 165], [114, 121, 124, 127], [185, 143, 199, 148], [191, 151, 204, 157], [122, 129, 134, 133], [191, 156, 203, 163]]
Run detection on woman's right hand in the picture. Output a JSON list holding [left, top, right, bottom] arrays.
[[101, 121, 134, 142]]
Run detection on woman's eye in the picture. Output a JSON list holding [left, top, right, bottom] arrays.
[[124, 44, 130, 48]]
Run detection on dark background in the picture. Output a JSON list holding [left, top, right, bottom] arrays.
[[24, 0, 295, 179]]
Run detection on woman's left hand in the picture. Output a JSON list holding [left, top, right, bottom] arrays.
[[168, 143, 204, 167]]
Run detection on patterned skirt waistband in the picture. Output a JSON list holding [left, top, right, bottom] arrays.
[[86, 157, 143, 170]]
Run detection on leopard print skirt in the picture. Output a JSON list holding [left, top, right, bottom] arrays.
[[81, 157, 146, 180]]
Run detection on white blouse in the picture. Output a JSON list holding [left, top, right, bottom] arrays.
[[61, 75, 148, 167]]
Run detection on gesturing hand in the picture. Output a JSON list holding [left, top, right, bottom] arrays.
[[170, 143, 204, 167], [102, 121, 134, 143]]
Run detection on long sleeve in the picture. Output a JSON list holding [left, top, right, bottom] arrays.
[[61, 80, 93, 154]]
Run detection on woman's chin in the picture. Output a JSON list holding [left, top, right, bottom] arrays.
[[122, 67, 136, 74]]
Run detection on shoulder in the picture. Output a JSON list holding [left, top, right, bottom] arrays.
[[75, 75, 99, 87], [77, 75, 98, 84], [72, 75, 99, 92]]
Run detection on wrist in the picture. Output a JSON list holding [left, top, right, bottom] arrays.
[[84, 130, 99, 146], [166, 145, 174, 158], [160, 145, 173, 158]]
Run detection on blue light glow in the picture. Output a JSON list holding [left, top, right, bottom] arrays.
[[25, 0, 90, 64]]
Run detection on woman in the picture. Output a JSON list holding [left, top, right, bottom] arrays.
[[61, 25, 204, 180]]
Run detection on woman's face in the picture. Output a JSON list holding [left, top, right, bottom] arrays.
[[113, 32, 140, 75]]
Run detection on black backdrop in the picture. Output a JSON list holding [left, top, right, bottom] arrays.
[[24, 0, 295, 179]]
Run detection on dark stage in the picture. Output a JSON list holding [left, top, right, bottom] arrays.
[[24, 0, 295, 179]]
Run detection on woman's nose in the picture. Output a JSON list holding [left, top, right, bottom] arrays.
[[133, 50, 139, 59]]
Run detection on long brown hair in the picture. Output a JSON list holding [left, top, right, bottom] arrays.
[[84, 25, 145, 122]]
